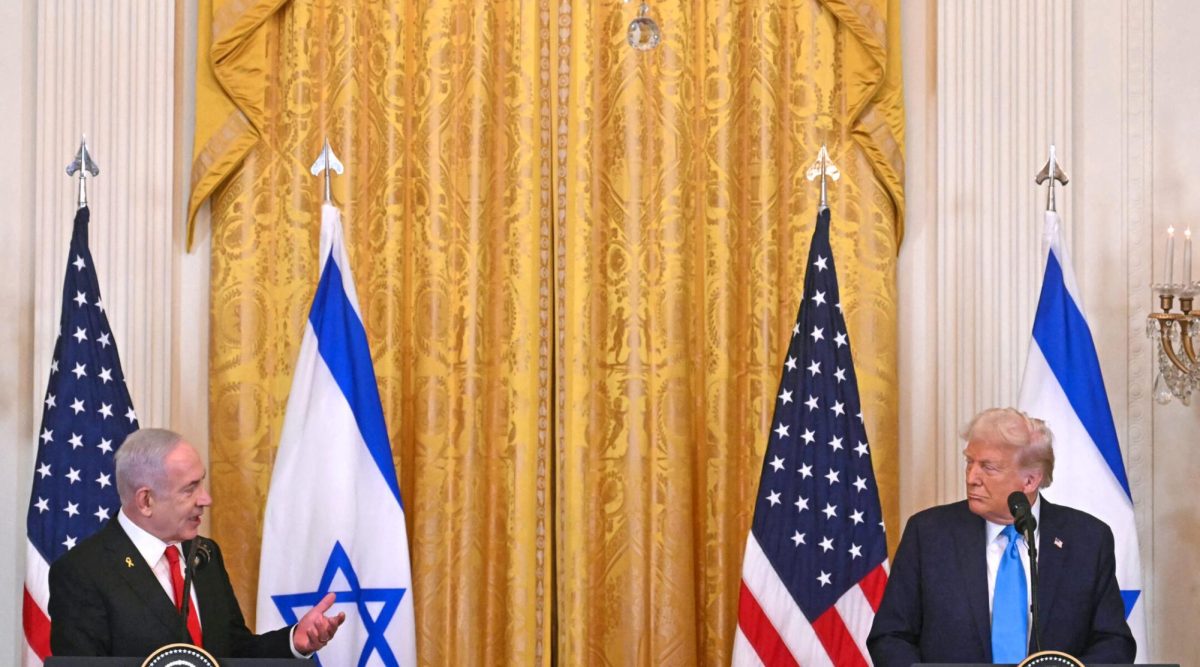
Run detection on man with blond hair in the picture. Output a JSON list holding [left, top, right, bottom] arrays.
[[48, 428, 345, 658], [868, 407, 1135, 666]]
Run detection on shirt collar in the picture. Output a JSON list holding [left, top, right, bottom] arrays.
[[985, 494, 1042, 545], [118, 507, 182, 566]]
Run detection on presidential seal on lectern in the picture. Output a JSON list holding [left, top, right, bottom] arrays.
[[1018, 650, 1084, 667], [141, 643, 220, 667]]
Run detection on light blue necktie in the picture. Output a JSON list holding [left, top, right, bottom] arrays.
[[992, 524, 1029, 663]]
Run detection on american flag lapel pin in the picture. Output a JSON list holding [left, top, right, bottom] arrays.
[[1054, 537, 1063, 549]]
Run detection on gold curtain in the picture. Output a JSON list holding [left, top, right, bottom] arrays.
[[193, 1, 553, 663], [190, 0, 903, 665], [555, 2, 902, 663]]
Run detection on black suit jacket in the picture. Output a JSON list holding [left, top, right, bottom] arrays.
[[48, 519, 293, 658], [867, 499, 1135, 667]]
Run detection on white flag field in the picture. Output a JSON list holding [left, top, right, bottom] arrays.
[[257, 203, 417, 667], [1018, 210, 1147, 662]]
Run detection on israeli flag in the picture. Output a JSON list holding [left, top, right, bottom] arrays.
[[257, 203, 417, 667], [1018, 210, 1146, 662]]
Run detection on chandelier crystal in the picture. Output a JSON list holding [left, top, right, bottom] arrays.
[[626, 0, 661, 51], [1146, 287, 1200, 405]]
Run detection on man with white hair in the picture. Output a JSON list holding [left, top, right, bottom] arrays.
[[867, 407, 1135, 665], [48, 428, 345, 658]]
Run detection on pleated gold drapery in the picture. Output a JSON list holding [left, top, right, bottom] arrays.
[[555, 2, 902, 663], [189, 0, 903, 664]]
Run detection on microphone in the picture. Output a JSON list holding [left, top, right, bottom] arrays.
[[1006, 490, 1041, 652], [179, 537, 210, 645], [190, 537, 212, 570], [1007, 491, 1037, 540]]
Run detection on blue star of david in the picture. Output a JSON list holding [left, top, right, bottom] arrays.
[[272, 541, 407, 667], [1121, 589, 1140, 620]]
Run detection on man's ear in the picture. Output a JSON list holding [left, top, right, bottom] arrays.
[[1023, 469, 1044, 494], [133, 487, 154, 517]]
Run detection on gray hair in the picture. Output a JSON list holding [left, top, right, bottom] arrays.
[[961, 407, 1055, 488], [114, 428, 186, 504]]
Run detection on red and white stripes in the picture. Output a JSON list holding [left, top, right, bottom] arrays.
[[733, 535, 887, 666], [24, 539, 52, 665]]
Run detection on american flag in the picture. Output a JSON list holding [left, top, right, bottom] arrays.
[[23, 207, 139, 666], [733, 208, 889, 666]]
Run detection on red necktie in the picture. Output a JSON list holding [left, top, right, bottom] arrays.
[[163, 545, 203, 647]]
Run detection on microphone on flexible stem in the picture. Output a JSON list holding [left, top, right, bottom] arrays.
[[1007, 491, 1041, 653], [179, 537, 210, 645]]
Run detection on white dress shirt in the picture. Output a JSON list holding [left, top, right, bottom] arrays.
[[984, 495, 1041, 619], [117, 509, 202, 629]]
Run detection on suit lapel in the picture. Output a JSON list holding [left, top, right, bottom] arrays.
[[952, 504, 992, 658], [1034, 499, 1066, 642], [102, 520, 187, 639]]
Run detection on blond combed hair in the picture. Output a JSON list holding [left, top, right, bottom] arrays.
[[961, 407, 1055, 488]]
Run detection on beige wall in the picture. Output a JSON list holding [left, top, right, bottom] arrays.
[[0, 1, 38, 665], [1144, 2, 1200, 660], [1, 1, 1196, 664], [0, 2, 206, 664], [902, 0, 1198, 663]]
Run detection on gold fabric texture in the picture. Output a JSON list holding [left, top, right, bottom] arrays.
[[198, 2, 553, 663], [192, 0, 903, 664], [555, 2, 901, 663]]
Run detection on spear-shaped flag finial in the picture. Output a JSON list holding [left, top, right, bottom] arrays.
[[65, 135, 100, 209], [805, 145, 841, 212], [310, 139, 344, 205], [1035, 144, 1070, 213]]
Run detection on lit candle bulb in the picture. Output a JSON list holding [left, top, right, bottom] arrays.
[[1185, 228, 1193, 286], [1166, 225, 1176, 285]]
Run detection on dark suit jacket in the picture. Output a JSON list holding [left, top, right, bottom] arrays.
[[48, 519, 293, 658], [867, 499, 1135, 667]]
